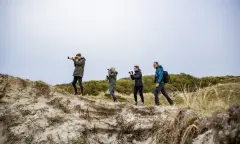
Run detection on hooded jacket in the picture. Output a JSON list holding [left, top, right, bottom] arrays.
[[155, 65, 164, 84], [131, 70, 143, 86], [107, 71, 118, 91], [73, 57, 86, 77]]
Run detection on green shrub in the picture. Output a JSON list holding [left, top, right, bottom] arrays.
[[56, 74, 240, 95]]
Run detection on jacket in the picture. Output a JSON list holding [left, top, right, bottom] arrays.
[[107, 71, 118, 91], [73, 57, 86, 77], [131, 70, 143, 86], [155, 65, 164, 84]]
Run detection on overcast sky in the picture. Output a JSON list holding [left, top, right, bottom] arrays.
[[0, 0, 239, 85]]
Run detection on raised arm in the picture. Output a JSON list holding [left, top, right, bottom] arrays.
[[130, 75, 135, 80], [131, 72, 141, 79], [108, 71, 115, 77], [74, 59, 85, 66]]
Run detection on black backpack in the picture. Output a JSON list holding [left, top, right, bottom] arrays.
[[163, 71, 170, 83]]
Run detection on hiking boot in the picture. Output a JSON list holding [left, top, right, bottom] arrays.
[[134, 102, 138, 105]]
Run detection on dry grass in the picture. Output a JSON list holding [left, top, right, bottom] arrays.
[[34, 81, 51, 96], [176, 83, 240, 115], [81, 83, 240, 115]]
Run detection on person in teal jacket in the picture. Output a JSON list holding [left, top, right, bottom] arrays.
[[153, 62, 173, 105]]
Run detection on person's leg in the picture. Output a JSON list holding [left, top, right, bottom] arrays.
[[154, 85, 161, 105], [133, 86, 138, 105], [110, 89, 117, 102], [139, 86, 144, 104], [109, 90, 114, 102], [72, 76, 78, 95], [113, 90, 118, 102], [161, 85, 174, 105], [78, 77, 84, 96]]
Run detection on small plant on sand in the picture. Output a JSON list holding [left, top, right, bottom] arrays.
[[47, 115, 65, 126], [34, 81, 51, 96], [47, 98, 70, 113]]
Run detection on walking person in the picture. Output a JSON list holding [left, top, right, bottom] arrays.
[[153, 62, 173, 105], [70, 53, 86, 95], [130, 65, 144, 105], [106, 67, 118, 102]]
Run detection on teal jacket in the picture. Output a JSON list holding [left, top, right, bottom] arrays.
[[155, 65, 164, 84]]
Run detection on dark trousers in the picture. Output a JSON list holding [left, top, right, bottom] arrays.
[[134, 86, 144, 103], [154, 83, 173, 105], [72, 76, 84, 95]]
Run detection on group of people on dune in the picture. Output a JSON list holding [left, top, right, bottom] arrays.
[[69, 53, 174, 106]]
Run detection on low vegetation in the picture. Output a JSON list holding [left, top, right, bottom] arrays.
[[56, 74, 240, 114], [80, 82, 240, 115], [56, 73, 240, 96]]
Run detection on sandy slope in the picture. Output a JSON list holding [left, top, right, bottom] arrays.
[[0, 74, 239, 144]]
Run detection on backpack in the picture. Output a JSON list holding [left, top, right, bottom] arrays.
[[163, 71, 170, 83]]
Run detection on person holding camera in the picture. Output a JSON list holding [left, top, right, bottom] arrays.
[[69, 53, 86, 95], [106, 67, 118, 102], [153, 62, 173, 105], [130, 65, 144, 105]]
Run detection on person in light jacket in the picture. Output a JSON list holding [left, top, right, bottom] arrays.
[[106, 67, 118, 102]]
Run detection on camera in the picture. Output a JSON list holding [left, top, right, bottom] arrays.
[[68, 56, 77, 59], [129, 71, 133, 74]]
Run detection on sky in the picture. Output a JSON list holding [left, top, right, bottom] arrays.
[[0, 0, 240, 85]]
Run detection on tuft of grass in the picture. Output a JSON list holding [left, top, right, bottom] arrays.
[[33, 81, 51, 96], [47, 98, 70, 113], [25, 135, 34, 144], [20, 109, 31, 116], [176, 83, 240, 115], [47, 115, 65, 126], [181, 124, 198, 144]]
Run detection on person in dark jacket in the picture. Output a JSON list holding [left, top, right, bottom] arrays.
[[153, 62, 173, 105], [70, 53, 86, 95], [130, 65, 144, 105], [106, 67, 118, 102]]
